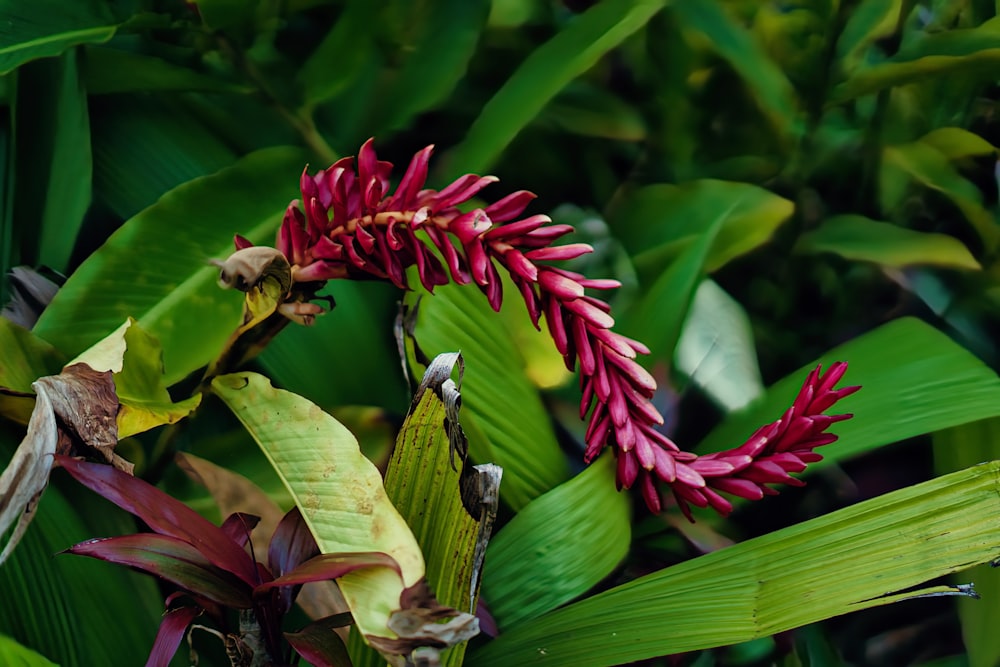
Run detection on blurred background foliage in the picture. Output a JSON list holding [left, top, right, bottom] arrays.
[[6, 0, 1000, 665]]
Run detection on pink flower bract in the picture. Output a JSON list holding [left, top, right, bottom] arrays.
[[255, 139, 860, 516]]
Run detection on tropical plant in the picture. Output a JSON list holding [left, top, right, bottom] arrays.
[[4, 1, 1000, 666]]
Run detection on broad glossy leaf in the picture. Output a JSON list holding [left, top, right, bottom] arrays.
[[482, 455, 628, 630], [471, 461, 1000, 665], [212, 372, 425, 643], [442, 0, 666, 180], [408, 280, 569, 511], [0, 634, 57, 666], [0, 0, 116, 74], [91, 95, 239, 220], [612, 180, 794, 279], [934, 419, 1000, 667], [795, 214, 981, 270], [0, 429, 162, 666], [671, 0, 799, 138], [697, 318, 1000, 464], [833, 19, 1000, 101], [881, 142, 1000, 253], [12, 50, 92, 274], [57, 456, 259, 585], [675, 280, 763, 411], [84, 46, 251, 95], [33, 147, 309, 386], [66, 533, 253, 608]]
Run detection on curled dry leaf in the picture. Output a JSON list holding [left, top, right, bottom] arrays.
[[0, 382, 57, 565]]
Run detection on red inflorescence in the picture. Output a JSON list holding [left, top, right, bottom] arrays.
[[250, 139, 860, 517]]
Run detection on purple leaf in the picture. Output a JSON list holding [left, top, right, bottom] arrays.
[[268, 507, 319, 614], [66, 534, 253, 608], [57, 456, 259, 585], [145, 606, 201, 667], [220, 512, 261, 550], [285, 614, 355, 667], [255, 552, 401, 594]]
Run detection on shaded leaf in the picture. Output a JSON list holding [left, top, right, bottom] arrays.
[[920, 127, 997, 161], [795, 214, 981, 270], [33, 147, 309, 386], [0, 318, 64, 393], [675, 280, 763, 411], [698, 318, 1000, 465], [177, 451, 284, 564], [482, 454, 628, 630], [0, 0, 116, 74], [834, 0, 902, 73], [12, 49, 92, 274], [57, 456, 260, 585], [212, 372, 425, 644], [84, 46, 251, 95], [65, 533, 253, 608], [671, 0, 799, 137], [285, 614, 355, 667], [471, 462, 1000, 665], [833, 19, 1000, 101], [442, 0, 666, 180]]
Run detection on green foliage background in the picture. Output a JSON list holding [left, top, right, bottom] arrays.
[[6, 0, 1000, 665]]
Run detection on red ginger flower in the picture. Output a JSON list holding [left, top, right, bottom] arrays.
[[244, 139, 860, 517]]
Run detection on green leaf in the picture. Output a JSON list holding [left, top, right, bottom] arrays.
[[258, 281, 408, 411], [920, 127, 997, 161], [33, 146, 309, 386], [193, 0, 259, 30], [212, 372, 425, 643], [367, 0, 489, 135], [408, 278, 570, 511], [795, 214, 981, 270], [671, 0, 799, 138], [471, 461, 1000, 666], [84, 46, 252, 95], [90, 95, 239, 220], [881, 142, 1000, 253], [0, 432, 162, 667], [697, 318, 1000, 465], [675, 279, 763, 411], [0, 319, 64, 392], [482, 454, 629, 630], [300, 0, 379, 107], [934, 418, 1000, 667], [383, 353, 502, 667], [0, 634, 57, 666], [12, 49, 92, 274], [0, 0, 116, 74], [834, 0, 902, 73], [540, 83, 647, 141], [441, 0, 666, 180], [612, 181, 795, 279], [833, 19, 1000, 102]]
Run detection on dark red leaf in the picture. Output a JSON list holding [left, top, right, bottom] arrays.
[[267, 507, 319, 614], [220, 512, 261, 550], [285, 613, 355, 667], [145, 606, 201, 667], [66, 533, 253, 608], [57, 456, 259, 585], [255, 552, 400, 595]]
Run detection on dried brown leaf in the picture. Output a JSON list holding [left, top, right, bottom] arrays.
[[0, 383, 57, 564]]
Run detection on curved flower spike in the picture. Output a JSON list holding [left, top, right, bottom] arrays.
[[243, 139, 861, 517]]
